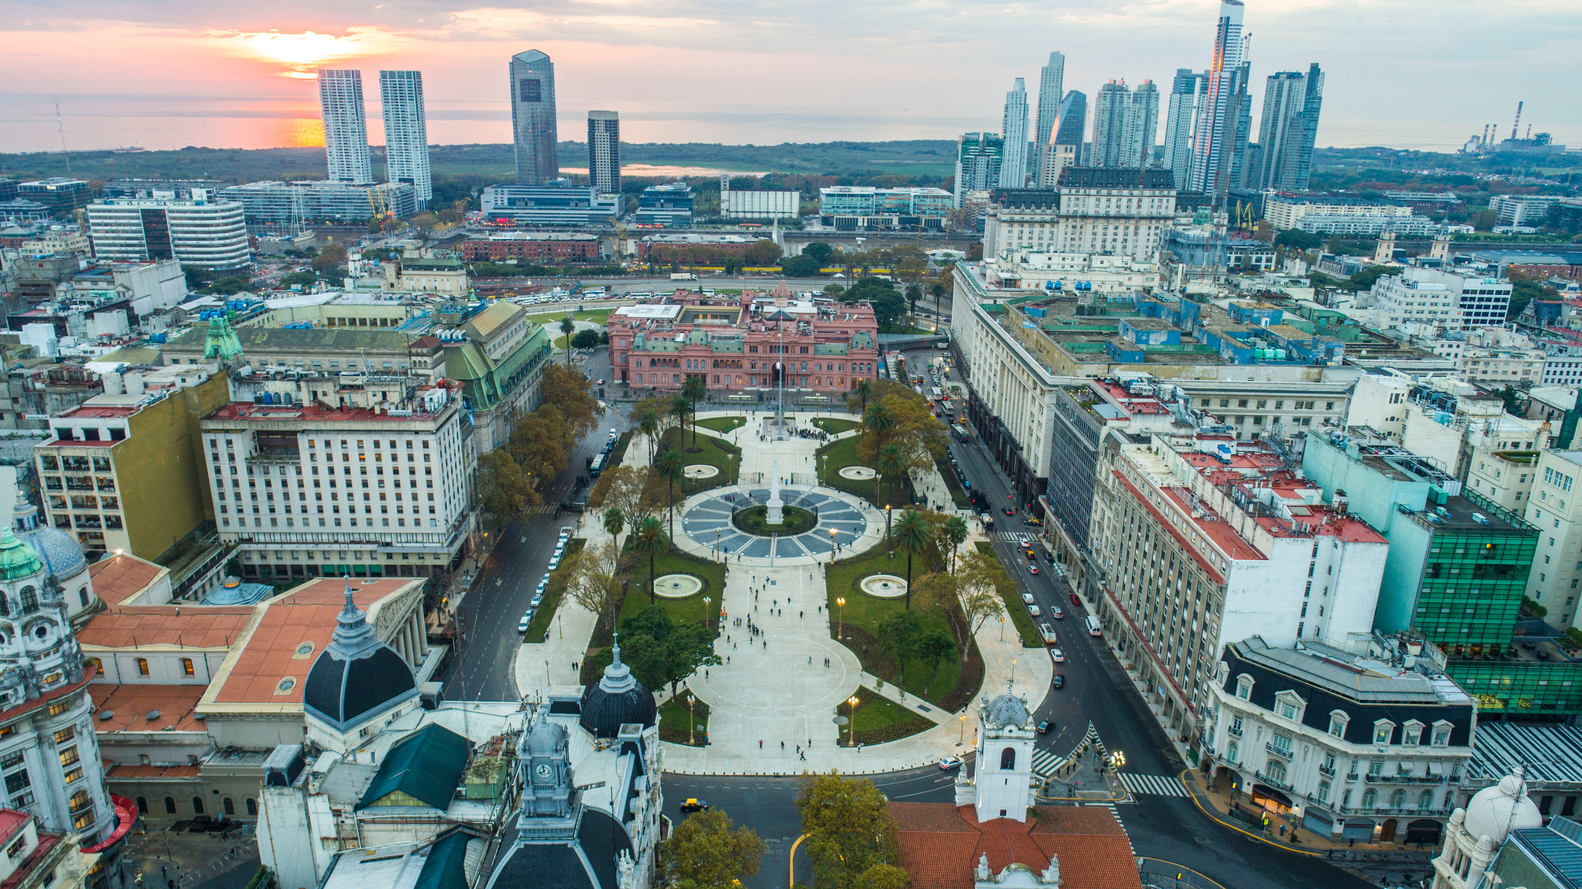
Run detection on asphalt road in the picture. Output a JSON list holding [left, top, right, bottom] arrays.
[[438, 350, 619, 702]]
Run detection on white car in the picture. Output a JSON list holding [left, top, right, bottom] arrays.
[[1038, 623, 1057, 644], [937, 756, 963, 771], [547, 556, 561, 570], [1049, 648, 1065, 663], [518, 611, 534, 633], [1028, 604, 1042, 618], [1021, 593, 1035, 605], [1018, 536, 1031, 549]]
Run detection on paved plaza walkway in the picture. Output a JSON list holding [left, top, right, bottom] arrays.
[[516, 408, 1050, 775]]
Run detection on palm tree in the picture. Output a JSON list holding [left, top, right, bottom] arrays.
[[632, 516, 668, 605], [854, 379, 873, 414], [876, 443, 906, 507], [943, 515, 969, 573], [655, 449, 685, 538], [603, 507, 625, 543], [905, 282, 922, 318], [559, 315, 576, 367], [892, 509, 930, 611], [669, 395, 692, 451], [682, 376, 708, 447], [864, 401, 895, 454], [638, 410, 660, 464]]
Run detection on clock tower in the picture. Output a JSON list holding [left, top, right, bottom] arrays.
[[522, 713, 574, 818]]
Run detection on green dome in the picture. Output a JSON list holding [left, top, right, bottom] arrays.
[[0, 529, 44, 580]]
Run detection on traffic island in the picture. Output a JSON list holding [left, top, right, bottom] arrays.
[[732, 504, 818, 537]]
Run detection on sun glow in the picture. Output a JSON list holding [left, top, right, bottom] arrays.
[[218, 28, 403, 77]]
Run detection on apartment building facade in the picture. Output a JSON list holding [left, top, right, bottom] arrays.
[[982, 167, 1176, 263], [86, 194, 251, 270]]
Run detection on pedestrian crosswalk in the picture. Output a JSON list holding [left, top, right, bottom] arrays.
[[1030, 748, 1064, 777], [1118, 772, 1190, 797], [993, 532, 1031, 543]]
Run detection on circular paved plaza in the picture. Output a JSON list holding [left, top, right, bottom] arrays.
[[678, 485, 871, 562]]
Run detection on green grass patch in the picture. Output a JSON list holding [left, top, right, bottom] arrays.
[[523, 538, 585, 641], [609, 432, 633, 469], [811, 417, 861, 435], [525, 306, 615, 327], [658, 694, 711, 746], [695, 416, 746, 433], [623, 545, 726, 634], [976, 541, 1042, 648], [837, 687, 934, 746], [937, 453, 970, 508], [825, 548, 964, 705], [732, 504, 818, 536], [815, 435, 912, 508], [661, 427, 740, 495]]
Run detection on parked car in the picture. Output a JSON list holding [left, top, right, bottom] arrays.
[[1028, 604, 1041, 617], [1070, 593, 1082, 607], [517, 611, 533, 633]]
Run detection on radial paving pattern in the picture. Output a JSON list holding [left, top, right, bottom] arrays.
[[680, 485, 870, 561]]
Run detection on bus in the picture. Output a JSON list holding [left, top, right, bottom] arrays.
[[589, 453, 606, 477], [928, 386, 943, 400]]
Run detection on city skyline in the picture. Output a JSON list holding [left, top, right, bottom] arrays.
[[0, 0, 1576, 154]]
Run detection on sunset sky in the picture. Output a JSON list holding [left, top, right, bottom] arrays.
[[2, 0, 1578, 153]]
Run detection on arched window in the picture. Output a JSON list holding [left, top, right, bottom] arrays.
[[18, 588, 36, 615], [0, 595, 10, 617], [1000, 747, 1016, 770], [1226, 741, 1238, 763], [164, 797, 176, 814], [191, 797, 204, 815], [223, 798, 235, 815], [136, 658, 149, 677], [1418, 791, 1434, 811], [78, 589, 88, 607], [1361, 788, 1377, 808], [136, 797, 148, 814], [1390, 789, 1406, 809], [246, 798, 258, 816]]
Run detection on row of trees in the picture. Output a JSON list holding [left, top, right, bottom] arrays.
[[473, 363, 604, 522]]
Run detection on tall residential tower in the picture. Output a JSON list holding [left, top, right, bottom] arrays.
[[1186, 0, 1246, 199], [587, 111, 621, 196], [1033, 53, 1066, 172], [510, 50, 559, 185], [954, 132, 1004, 208], [318, 69, 373, 185], [999, 78, 1029, 189], [379, 70, 431, 203], [1255, 64, 1324, 191], [1162, 69, 1204, 188], [1090, 79, 1159, 168]]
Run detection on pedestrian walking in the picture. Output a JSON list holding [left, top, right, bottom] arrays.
[[809, 656, 813, 664], [799, 610, 803, 619], [763, 640, 767, 649], [759, 740, 763, 749], [727, 656, 731, 664], [781, 741, 785, 750]]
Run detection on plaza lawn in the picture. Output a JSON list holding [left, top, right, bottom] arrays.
[[810, 417, 861, 435], [525, 306, 615, 326], [623, 544, 727, 634], [658, 694, 711, 746], [837, 687, 933, 746], [659, 427, 740, 496], [815, 435, 911, 509], [523, 539, 584, 641], [695, 415, 746, 433], [825, 547, 969, 706], [977, 542, 1042, 648]]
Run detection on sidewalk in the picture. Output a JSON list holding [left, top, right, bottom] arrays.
[[1181, 768, 1427, 857]]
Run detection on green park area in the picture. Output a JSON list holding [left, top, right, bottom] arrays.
[[837, 687, 933, 746], [810, 417, 861, 435], [977, 542, 1041, 648], [815, 435, 911, 509], [523, 539, 585, 641], [696, 416, 747, 433], [658, 694, 711, 746]]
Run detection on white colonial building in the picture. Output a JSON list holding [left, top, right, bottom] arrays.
[[1206, 635, 1477, 847]]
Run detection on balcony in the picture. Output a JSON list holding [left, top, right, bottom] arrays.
[[1257, 773, 1293, 793], [1318, 763, 1336, 777], [1346, 804, 1453, 818], [1227, 724, 1243, 738], [1265, 742, 1293, 759], [1369, 772, 1444, 785]]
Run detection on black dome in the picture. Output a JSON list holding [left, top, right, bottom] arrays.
[[304, 646, 418, 728], [302, 581, 418, 731], [578, 637, 655, 739]]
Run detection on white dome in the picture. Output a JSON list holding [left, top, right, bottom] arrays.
[[1463, 769, 1543, 845]]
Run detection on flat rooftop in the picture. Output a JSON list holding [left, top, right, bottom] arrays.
[[1233, 636, 1472, 706]]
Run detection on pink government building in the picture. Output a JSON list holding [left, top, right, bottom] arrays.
[[607, 283, 882, 395]]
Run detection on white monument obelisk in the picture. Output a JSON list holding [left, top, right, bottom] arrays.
[[766, 457, 784, 525]]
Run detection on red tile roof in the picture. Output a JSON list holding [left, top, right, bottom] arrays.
[[90, 684, 206, 733], [105, 764, 202, 779], [889, 804, 1142, 889], [0, 810, 27, 851], [214, 577, 414, 705], [87, 554, 166, 605], [77, 606, 254, 650]]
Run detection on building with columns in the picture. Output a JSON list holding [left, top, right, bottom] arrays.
[[606, 284, 881, 396]]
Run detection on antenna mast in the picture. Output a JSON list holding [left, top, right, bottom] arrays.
[[52, 96, 73, 177]]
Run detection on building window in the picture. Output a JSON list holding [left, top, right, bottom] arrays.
[[246, 798, 257, 816], [164, 797, 176, 814], [136, 658, 149, 677], [1317, 780, 1331, 803], [1431, 723, 1453, 747], [1373, 720, 1394, 745], [182, 658, 195, 677], [1266, 760, 1287, 784], [1000, 747, 1016, 770], [1236, 675, 1253, 700], [192, 797, 204, 815], [1361, 788, 1377, 808], [1226, 742, 1238, 764], [1328, 711, 1349, 738]]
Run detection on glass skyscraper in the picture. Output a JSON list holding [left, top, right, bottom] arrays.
[[379, 70, 431, 204], [1187, 0, 1246, 198], [318, 69, 373, 185], [1033, 52, 1065, 173], [1162, 69, 1204, 190], [1255, 64, 1324, 192], [1000, 78, 1029, 189], [954, 132, 1004, 207], [510, 50, 559, 185]]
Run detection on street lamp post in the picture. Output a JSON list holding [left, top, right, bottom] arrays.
[[959, 713, 966, 745], [885, 505, 892, 544], [848, 695, 859, 747], [687, 693, 696, 746], [703, 596, 711, 630], [715, 528, 721, 563], [830, 528, 838, 564], [999, 615, 1005, 641], [1010, 656, 1017, 684], [836, 597, 846, 640]]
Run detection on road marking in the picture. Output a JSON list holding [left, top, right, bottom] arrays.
[[1119, 772, 1191, 797], [1030, 749, 1063, 777]]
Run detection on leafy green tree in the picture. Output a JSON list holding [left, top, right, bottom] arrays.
[[633, 516, 668, 605], [571, 329, 601, 349], [876, 443, 907, 506], [781, 254, 821, 277], [669, 395, 694, 455], [742, 238, 784, 268], [862, 402, 896, 473], [278, 270, 318, 290], [795, 772, 899, 889], [682, 376, 708, 446], [840, 277, 908, 329], [658, 807, 766, 889], [1349, 265, 1403, 292], [877, 610, 922, 683], [942, 515, 969, 572], [474, 450, 540, 522], [803, 241, 835, 267], [904, 282, 923, 317], [1273, 229, 1322, 252], [822, 283, 846, 299], [892, 510, 930, 611], [310, 243, 348, 275], [914, 628, 955, 696]]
